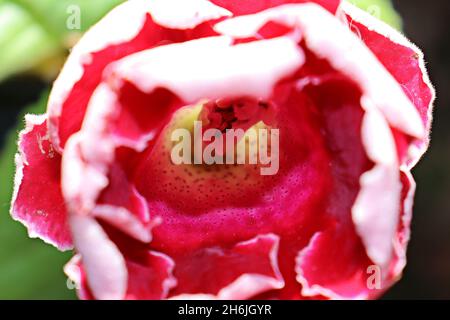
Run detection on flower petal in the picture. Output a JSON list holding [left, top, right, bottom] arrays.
[[170, 234, 284, 299], [147, 0, 231, 29], [66, 251, 177, 300], [341, 2, 435, 168], [69, 214, 127, 300], [295, 229, 376, 299], [215, 3, 425, 138], [125, 251, 177, 300], [48, 0, 226, 151], [11, 114, 72, 250], [109, 36, 305, 103], [352, 106, 401, 269], [94, 162, 161, 243]]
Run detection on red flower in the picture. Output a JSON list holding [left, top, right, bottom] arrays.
[[11, 0, 434, 300]]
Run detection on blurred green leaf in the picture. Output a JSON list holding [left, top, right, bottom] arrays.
[[0, 1, 60, 82], [12, 0, 125, 37], [347, 0, 403, 30], [0, 0, 124, 82], [0, 92, 76, 299]]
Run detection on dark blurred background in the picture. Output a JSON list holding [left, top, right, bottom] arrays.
[[0, 0, 449, 299]]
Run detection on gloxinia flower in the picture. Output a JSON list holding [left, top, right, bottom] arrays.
[[11, 0, 434, 300]]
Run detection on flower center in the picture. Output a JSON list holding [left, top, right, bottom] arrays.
[[199, 98, 276, 133], [165, 98, 279, 175]]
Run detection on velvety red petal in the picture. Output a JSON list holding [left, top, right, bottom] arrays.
[[125, 251, 177, 300], [112, 84, 183, 151], [170, 234, 284, 299], [342, 3, 435, 167], [295, 228, 377, 299], [95, 162, 160, 243], [11, 114, 72, 250]]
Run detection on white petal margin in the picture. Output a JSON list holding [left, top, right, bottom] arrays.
[[214, 3, 425, 139], [352, 101, 401, 269], [392, 169, 416, 277], [170, 234, 285, 300], [62, 132, 110, 215], [69, 214, 128, 300], [108, 35, 305, 102], [47, 0, 231, 151], [147, 0, 232, 29], [340, 2, 435, 169]]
